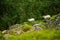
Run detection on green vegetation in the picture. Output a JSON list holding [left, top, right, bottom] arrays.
[[0, 0, 60, 30], [0, 31, 4, 40], [6, 30, 60, 40], [22, 24, 33, 32], [0, 22, 60, 40], [0, 0, 60, 40]]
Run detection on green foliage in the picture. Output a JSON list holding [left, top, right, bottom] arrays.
[[22, 24, 33, 32], [0, 31, 4, 40], [6, 30, 60, 40], [0, 0, 60, 30], [8, 24, 33, 35]]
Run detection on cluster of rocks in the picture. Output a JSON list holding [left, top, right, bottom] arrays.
[[44, 14, 60, 29], [2, 29, 24, 40], [9, 24, 23, 30], [1, 24, 24, 40], [33, 23, 42, 31], [51, 14, 60, 29], [43, 14, 60, 29]]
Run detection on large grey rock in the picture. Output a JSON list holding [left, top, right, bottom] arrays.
[[9, 24, 23, 30], [48, 14, 60, 29]]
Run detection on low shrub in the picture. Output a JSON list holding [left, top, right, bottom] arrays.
[[22, 24, 33, 32]]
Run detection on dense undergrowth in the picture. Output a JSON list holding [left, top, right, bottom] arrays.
[[0, 21, 60, 40], [6, 30, 60, 40], [0, 0, 60, 40], [0, 14, 60, 40]]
